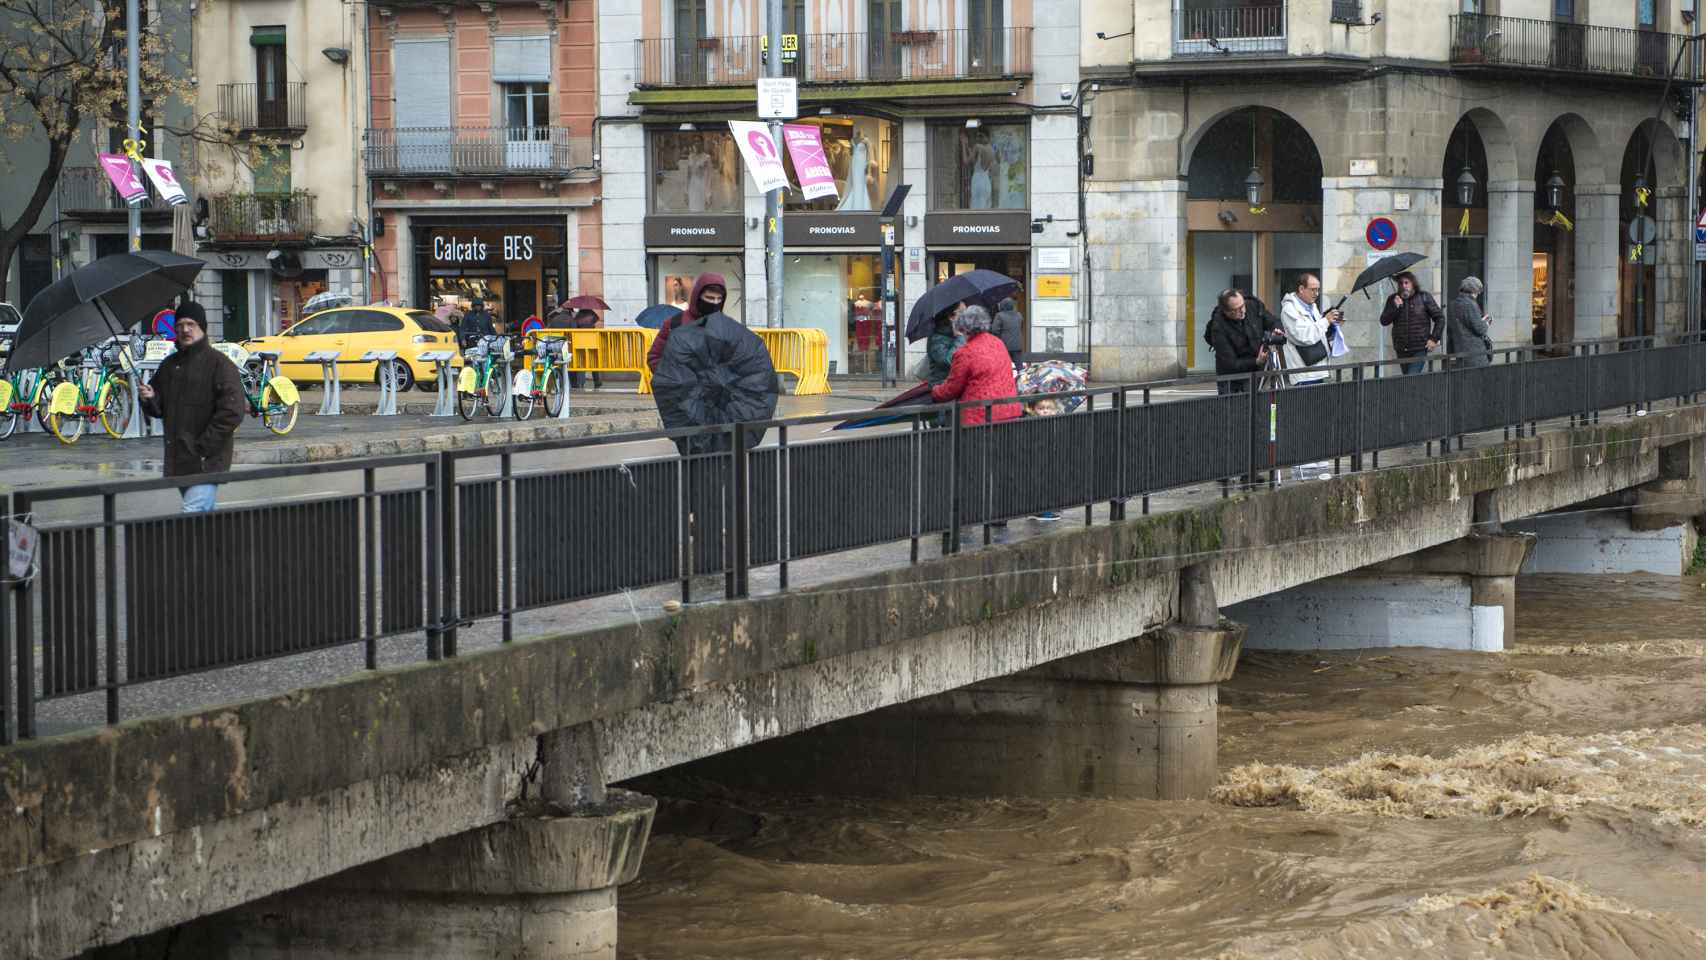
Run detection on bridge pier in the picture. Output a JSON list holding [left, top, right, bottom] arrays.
[[1229, 533, 1536, 653]]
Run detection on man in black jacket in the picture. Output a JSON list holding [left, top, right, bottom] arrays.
[[1205, 288, 1280, 394], [458, 297, 497, 348], [1379, 271, 1445, 375], [137, 301, 247, 512]]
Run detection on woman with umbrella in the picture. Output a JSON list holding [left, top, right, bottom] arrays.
[[560, 294, 610, 388]]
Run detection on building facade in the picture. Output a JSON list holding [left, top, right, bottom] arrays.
[[189, 0, 371, 340], [598, 0, 1083, 373], [1082, 0, 1702, 380], [363, 0, 599, 330]]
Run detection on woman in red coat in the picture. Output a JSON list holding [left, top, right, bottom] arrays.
[[931, 304, 1022, 425]]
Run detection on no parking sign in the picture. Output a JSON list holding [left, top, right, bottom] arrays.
[[1366, 217, 1398, 251]]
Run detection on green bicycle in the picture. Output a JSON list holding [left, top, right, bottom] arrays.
[[513, 334, 567, 420], [457, 334, 513, 420], [0, 363, 68, 441], [238, 348, 301, 435], [44, 342, 134, 444]]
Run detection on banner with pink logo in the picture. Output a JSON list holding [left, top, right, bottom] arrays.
[[97, 153, 149, 205], [140, 158, 189, 206], [728, 121, 790, 194], [782, 123, 838, 202]]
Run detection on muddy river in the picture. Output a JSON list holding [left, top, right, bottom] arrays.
[[619, 574, 1706, 959]]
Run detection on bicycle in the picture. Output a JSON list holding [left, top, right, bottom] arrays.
[[457, 334, 513, 420], [512, 335, 567, 421], [44, 341, 135, 443], [239, 349, 301, 436], [0, 363, 68, 441]]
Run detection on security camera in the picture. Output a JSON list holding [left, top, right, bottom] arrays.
[[1060, 84, 1072, 101]]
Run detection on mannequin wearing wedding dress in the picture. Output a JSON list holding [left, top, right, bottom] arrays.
[[683, 144, 713, 213], [964, 130, 997, 209], [837, 133, 873, 211]]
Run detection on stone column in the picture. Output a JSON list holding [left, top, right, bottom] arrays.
[[1086, 178, 1186, 382], [1485, 179, 1536, 350], [1654, 184, 1688, 338], [1320, 177, 1443, 360], [1573, 184, 1622, 341], [214, 791, 656, 960]]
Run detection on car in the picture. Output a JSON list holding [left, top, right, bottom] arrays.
[[0, 301, 20, 361], [244, 306, 461, 392]]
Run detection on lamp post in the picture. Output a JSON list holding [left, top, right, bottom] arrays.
[[125, 0, 142, 252], [1244, 167, 1265, 207], [764, 0, 784, 327], [1456, 165, 1478, 207], [1545, 172, 1567, 210]]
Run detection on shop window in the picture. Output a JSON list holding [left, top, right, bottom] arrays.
[[655, 254, 745, 317], [780, 116, 897, 212], [651, 130, 741, 214], [928, 123, 1027, 211], [782, 254, 881, 374]]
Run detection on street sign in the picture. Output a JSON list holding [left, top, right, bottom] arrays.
[[1366, 217, 1398, 251], [756, 77, 798, 120], [1695, 242, 1706, 262], [1629, 215, 1657, 245], [8, 518, 39, 581], [1695, 208, 1706, 244]]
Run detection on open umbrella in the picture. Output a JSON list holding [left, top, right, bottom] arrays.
[[1327, 252, 1427, 313], [565, 294, 611, 312], [1017, 360, 1089, 413], [651, 311, 779, 453], [635, 303, 683, 330], [7, 250, 203, 371], [905, 269, 1020, 342]]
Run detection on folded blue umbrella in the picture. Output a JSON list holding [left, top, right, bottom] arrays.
[[833, 381, 936, 430]]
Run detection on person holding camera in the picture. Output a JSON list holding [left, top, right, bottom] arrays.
[[1205, 288, 1281, 395], [1278, 272, 1342, 386]]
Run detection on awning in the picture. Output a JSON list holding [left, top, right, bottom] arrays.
[[250, 29, 286, 47]]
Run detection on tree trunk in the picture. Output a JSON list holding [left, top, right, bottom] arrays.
[[0, 130, 76, 306]]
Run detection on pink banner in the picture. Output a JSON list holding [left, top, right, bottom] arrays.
[[97, 153, 148, 205], [782, 123, 838, 202]]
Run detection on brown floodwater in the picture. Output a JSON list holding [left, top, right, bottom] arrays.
[[619, 574, 1706, 959]]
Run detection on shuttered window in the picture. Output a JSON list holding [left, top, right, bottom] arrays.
[[393, 39, 451, 128], [491, 37, 551, 83]]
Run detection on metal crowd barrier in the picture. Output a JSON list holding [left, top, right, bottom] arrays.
[[755, 328, 832, 395], [535, 327, 659, 394]]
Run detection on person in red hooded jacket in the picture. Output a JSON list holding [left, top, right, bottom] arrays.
[[647, 273, 727, 372], [931, 304, 1022, 425]]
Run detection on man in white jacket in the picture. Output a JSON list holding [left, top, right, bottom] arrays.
[[1278, 272, 1342, 386]]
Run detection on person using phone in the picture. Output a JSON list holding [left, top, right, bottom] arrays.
[[1448, 276, 1493, 368]]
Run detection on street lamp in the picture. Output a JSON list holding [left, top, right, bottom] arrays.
[[1456, 164, 1478, 207], [1244, 166, 1265, 206], [1545, 172, 1567, 209]]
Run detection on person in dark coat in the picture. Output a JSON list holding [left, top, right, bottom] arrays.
[[1205, 288, 1280, 394], [1379, 271, 1445, 375], [647, 273, 726, 372], [1447, 276, 1493, 369], [925, 302, 967, 385], [992, 297, 1024, 371], [650, 286, 777, 455], [565, 306, 604, 388], [136, 301, 246, 513], [459, 297, 497, 348]]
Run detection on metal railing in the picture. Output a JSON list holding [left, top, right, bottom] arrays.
[[206, 192, 317, 241], [1449, 13, 1702, 81], [57, 165, 175, 213], [364, 126, 587, 177], [635, 28, 1032, 87], [6, 335, 1706, 742], [1329, 0, 1361, 24], [217, 82, 309, 131], [1174, 3, 1287, 56]]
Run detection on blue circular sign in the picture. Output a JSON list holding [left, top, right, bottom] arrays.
[[1366, 217, 1398, 251]]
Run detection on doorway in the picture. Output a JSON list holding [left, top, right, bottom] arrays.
[[506, 279, 539, 331], [222, 270, 251, 341], [930, 249, 1028, 350]]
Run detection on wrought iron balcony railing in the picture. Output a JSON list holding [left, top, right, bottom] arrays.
[[57, 165, 175, 214], [1173, 3, 1287, 57], [206, 192, 316, 242], [1450, 13, 1703, 82], [364, 127, 587, 178], [636, 28, 1032, 87], [217, 82, 309, 132]]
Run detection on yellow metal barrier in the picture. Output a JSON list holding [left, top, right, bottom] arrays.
[[755, 328, 831, 395], [533, 328, 659, 394]]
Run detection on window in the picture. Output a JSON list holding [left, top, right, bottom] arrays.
[[253, 145, 291, 194], [781, 116, 898, 212], [651, 129, 741, 214], [929, 123, 1028, 210], [252, 26, 289, 128], [411, 312, 455, 333], [347, 310, 405, 333], [1552, 0, 1573, 21], [285, 313, 341, 336], [504, 83, 549, 140]]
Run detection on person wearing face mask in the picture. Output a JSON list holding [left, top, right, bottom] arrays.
[[646, 272, 729, 372], [136, 301, 247, 513]]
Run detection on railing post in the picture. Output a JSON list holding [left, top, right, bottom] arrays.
[[730, 424, 750, 599], [14, 492, 33, 740], [363, 468, 378, 670], [779, 423, 792, 586], [1113, 387, 1127, 520], [948, 402, 962, 555], [1084, 392, 1096, 526], [1141, 386, 1152, 515], [1351, 365, 1365, 472], [1, 495, 10, 745], [500, 452, 514, 643], [1246, 372, 1261, 488], [103, 494, 119, 725], [440, 454, 459, 658]]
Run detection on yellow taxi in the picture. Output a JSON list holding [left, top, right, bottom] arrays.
[[244, 306, 460, 392]]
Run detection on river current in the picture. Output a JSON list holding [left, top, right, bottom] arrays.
[[618, 574, 1706, 959]]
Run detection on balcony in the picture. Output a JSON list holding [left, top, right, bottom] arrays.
[[364, 127, 587, 178], [635, 28, 1032, 88], [57, 165, 175, 216], [206, 192, 316, 243], [1173, 3, 1286, 58], [217, 82, 309, 133], [1449, 14, 1703, 84]]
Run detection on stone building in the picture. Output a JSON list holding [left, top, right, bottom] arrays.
[[597, 0, 1084, 373], [1081, 0, 1700, 380]]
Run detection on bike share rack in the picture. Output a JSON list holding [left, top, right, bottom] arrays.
[[492, 338, 516, 419], [15, 367, 47, 434], [305, 350, 342, 415], [419, 351, 458, 417], [361, 350, 400, 416]]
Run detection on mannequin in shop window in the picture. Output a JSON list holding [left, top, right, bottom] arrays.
[[837, 132, 873, 212], [684, 143, 714, 213], [962, 129, 997, 209]]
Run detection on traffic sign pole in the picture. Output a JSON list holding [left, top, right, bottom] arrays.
[[764, 0, 785, 328]]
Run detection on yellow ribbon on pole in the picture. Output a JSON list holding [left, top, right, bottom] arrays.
[[1458, 208, 1470, 237], [1635, 186, 1651, 208], [1248, 205, 1268, 216], [121, 126, 149, 164], [1630, 243, 1644, 263]]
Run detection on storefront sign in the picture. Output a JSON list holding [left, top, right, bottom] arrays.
[[644, 215, 745, 247], [923, 211, 1033, 246], [784, 213, 883, 246], [427, 227, 561, 267], [1035, 274, 1072, 298], [1036, 246, 1072, 271], [729, 121, 790, 194], [1031, 300, 1077, 328], [782, 123, 837, 200]]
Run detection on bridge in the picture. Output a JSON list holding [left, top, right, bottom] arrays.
[[4, 339, 1705, 958]]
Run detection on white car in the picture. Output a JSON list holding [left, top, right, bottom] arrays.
[[0, 301, 20, 360]]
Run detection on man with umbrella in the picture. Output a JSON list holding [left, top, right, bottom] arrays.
[[137, 301, 246, 512], [557, 294, 610, 389]]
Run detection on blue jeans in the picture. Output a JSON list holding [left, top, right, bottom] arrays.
[[1399, 357, 1428, 375], [181, 484, 218, 513]]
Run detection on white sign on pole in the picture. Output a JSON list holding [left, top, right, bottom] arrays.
[[729, 121, 791, 194], [756, 77, 798, 120], [139, 158, 189, 206], [8, 518, 39, 581], [1695, 242, 1706, 262]]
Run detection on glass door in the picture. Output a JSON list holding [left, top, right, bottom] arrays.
[[967, 0, 1005, 75], [674, 0, 707, 85], [868, 0, 902, 80]]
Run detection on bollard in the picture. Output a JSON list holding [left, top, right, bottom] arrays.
[[305, 350, 342, 415], [419, 351, 458, 417], [360, 350, 400, 416]]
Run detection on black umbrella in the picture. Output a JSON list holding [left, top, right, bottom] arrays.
[[1327, 252, 1427, 313], [7, 250, 204, 370], [904, 269, 1020, 342], [651, 312, 779, 454]]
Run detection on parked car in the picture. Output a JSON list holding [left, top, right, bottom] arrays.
[[0, 301, 20, 362], [244, 306, 460, 392]]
